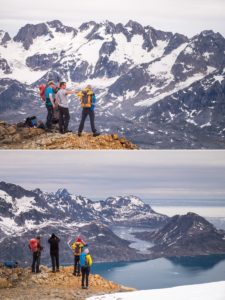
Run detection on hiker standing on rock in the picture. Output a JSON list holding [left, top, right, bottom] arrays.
[[77, 85, 100, 137], [45, 81, 56, 131], [48, 233, 60, 273], [80, 246, 92, 289], [29, 236, 43, 273], [71, 237, 85, 276], [55, 82, 77, 134]]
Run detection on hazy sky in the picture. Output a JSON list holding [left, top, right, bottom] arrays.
[[0, 151, 225, 202], [0, 0, 224, 37]]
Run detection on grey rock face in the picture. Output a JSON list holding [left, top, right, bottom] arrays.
[[26, 53, 59, 70], [79, 21, 97, 32], [172, 31, 225, 81], [13, 23, 50, 50], [93, 39, 119, 78], [0, 31, 11, 45], [0, 58, 12, 74], [47, 20, 77, 36], [0, 79, 27, 112], [163, 33, 188, 55], [108, 66, 150, 96], [70, 60, 89, 82]]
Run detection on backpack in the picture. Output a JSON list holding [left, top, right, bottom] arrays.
[[29, 239, 38, 252], [80, 253, 88, 267], [74, 243, 82, 256], [39, 84, 46, 101], [4, 261, 18, 269], [80, 90, 93, 108], [25, 116, 37, 128]]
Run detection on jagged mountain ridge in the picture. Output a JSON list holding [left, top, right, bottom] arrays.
[[0, 20, 225, 148], [0, 181, 168, 230], [0, 181, 167, 264], [135, 212, 225, 257]]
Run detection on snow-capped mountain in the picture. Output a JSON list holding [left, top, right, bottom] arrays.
[[0, 181, 167, 264], [136, 212, 225, 257], [0, 20, 224, 148]]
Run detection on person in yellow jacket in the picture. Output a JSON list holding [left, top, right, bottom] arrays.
[[71, 237, 85, 276], [76, 85, 100, 137], [79, 247, 92, 289]]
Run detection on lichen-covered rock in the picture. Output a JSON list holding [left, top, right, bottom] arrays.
[[0, 265, 134, 299], [0, 120, 138, 150]]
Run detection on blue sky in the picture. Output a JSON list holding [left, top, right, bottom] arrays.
[[0, 151, 225, 202], [0, 0, 224, 37]]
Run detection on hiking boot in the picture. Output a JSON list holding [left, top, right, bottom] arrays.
[[78, 132, 82, 137], [93, 132, 100, 137], [73, 272, 76, 276], [82, 286, 85, 289], [64, 130, 72, 133]]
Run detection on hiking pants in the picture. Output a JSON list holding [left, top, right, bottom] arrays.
[[46, 106, 53, 129], [59, 106, 70, 133], [51, 252, 59, 271], [78, 108, 96, 133], [74, 255, 80, 275], [32, 252, 41, 273], [81, 266, 90, 287]]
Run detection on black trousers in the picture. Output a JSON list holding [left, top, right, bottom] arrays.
[[81, 266, 90, 287], [59, 106, 70, 132], [31, 252, 41, 273], [78, 108, 96, 133], [74, 255, 80, 275], [46, 106, 53, 129], [51, 252, 59, 271]]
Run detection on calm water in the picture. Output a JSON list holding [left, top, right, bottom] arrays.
[[95, 206, 225, 290], [92, 255, 225, 290]]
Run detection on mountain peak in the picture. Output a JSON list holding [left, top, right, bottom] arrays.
[[55, 188, 70, 198], [0, 30, 11, 45]]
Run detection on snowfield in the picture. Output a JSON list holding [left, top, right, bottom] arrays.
[[87, 281, 225, 300]]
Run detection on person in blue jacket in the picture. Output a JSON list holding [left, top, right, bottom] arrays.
[[45, 80, 56, 130], [80, 247, 92, 289]]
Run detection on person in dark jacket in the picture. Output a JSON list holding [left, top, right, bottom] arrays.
[[76, 85, 100, 137], [29, 236, 43, 273], [48, 233, 60, 272]]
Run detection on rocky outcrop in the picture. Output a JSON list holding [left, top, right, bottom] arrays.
[[0, 265, 135, 300], [0, 58, 11, 74], [0, 121, 137, 149], [26, 53, 59, 71]]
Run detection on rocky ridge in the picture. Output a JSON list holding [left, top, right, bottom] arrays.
[[0, 121, 137, 149], [0, 265, 135, 300], [0, 20, 225, 148]]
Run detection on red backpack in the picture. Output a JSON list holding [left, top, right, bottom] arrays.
[[29, 239, 38, 252], [39, 84, 46, 101]]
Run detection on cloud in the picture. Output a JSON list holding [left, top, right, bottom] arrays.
[[0, 0, 224, 36], [0, 151, 225, 201]]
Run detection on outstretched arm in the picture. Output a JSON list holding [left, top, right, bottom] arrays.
[[65, 90, 79, 95]]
